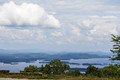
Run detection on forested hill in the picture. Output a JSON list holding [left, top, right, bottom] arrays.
[[0, 52, 108, 63]]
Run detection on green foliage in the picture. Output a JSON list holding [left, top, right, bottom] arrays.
[[61, 64, 70, 73], [21, 59, 70, 75], [85, 65, 102, 77], [49, 59, 63, 74], [65, 69, 81, 76], [39, 59, 70, 75], [49, 59, 70, 74], [85, 64, 120, 77], [39, 65, 44, 73], [110, 34, 120, 60], [20, 65, 39, 73], [74, 69, 81, 76], [43, 64, 51, 74], [102, 64, 120, 77]]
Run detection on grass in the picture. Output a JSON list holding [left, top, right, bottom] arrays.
[[62, 76, 120, 80], [0, 73, 55, 79], [0, 74, 120, 80]]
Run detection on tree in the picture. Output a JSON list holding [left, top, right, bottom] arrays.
[[49, 59, 70, 74], [74, 70, 81, 76], [39, 59, 70, 75], [43, 64, 51, 74], [60, 64, 70, 73], [110, 34, 120, 60], [21, 65, 39, 73], [102, 64, 119, 77], [85, 65, 102, 77], [65, 69, 81, 76], [39, 64, 44, 73]]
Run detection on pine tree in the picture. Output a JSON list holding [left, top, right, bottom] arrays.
[[110, 34, 120, 60]]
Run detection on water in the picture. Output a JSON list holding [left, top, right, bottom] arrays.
[[0, 58, 120, 73]]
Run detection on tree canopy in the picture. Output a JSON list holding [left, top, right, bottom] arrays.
[[40, 59, 70, 75], [20, 65, 39, 73], [85, 65, 102, 77]]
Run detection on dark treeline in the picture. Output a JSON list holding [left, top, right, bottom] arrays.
[[20, 59, 120, 77]]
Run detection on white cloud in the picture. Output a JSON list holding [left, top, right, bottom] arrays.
[[82, 19, 92, 27], [105, 11, 120, 14], [54, 1, 66, 5], [71, 25, 81, 36], [51, 31, 63, 37], [0, 26, 46, 40], [0, 0, 120, 52], [102, 16, 117, 19], [89, 22, 118, 39], [87, 37, 93, 41], [56, 41, 63, 45], [0, 1, 60, 28], [89, 15, 99, 18]]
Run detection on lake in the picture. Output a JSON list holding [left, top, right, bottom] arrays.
[[0, 58, 119, 73]]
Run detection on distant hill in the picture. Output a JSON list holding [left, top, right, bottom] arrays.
[[0, 52, 108, 63]]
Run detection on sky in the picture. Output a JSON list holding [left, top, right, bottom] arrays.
[[0, 0, 120, 52]]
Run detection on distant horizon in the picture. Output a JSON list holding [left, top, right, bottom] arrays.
[[0, 48, 111, 54]]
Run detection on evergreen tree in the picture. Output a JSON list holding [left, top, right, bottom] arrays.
[[110, 34, 120, 60]]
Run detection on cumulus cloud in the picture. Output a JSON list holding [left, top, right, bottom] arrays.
[[0, 1, 60, 28]]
